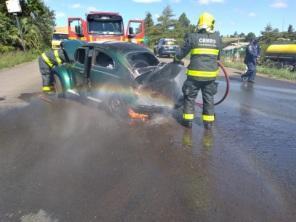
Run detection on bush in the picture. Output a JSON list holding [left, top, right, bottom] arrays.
[[0, 50, 39, 70], [0, 45, 15, 53]]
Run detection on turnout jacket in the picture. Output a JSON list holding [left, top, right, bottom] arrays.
[[175, 31, 222, 81], [244, 42, 260, 64], [40, 49, 66, 68]]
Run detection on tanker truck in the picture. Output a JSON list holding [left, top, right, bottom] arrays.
[[265, 42, 296, 71]]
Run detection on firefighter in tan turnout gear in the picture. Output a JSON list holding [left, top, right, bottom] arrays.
[[175, 12, 222, 129], [38, 46, 67, 93]]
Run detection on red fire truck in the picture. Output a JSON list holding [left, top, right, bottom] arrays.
[[68, 12, 146, 45]]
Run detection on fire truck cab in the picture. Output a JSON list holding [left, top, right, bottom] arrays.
[[68, 12, 146, 45]]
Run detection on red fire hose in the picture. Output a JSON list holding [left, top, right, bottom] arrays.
[[196, 61, 230, 107]]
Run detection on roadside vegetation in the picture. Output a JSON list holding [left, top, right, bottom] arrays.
[[221, 24, 296, 81], [0, 0, 54, 69], [222, 60, 296, 81], [0, 50, 39, 70]]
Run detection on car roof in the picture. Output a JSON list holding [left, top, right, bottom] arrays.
[[85, 42, 151, 55]]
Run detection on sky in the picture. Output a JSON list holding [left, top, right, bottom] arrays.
[[44, 0, 296, 36]]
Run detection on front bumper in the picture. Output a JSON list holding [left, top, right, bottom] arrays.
[[159, 49, 177, 55]]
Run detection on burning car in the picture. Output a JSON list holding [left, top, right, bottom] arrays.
[[53, 40, 185, 116]]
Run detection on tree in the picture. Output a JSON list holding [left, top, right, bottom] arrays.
[[288, 24, 294, 33], [239, 32, 245, 38], [245, 32, 256, 42], [0, 0, 54, 51], [264, 23, 273, 33], [178, 13, 190, 28], [232, 31, 238, 38], [144, 12, 154, 29], [157, 5, 175, 33]]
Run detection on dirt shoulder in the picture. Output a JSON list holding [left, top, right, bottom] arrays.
[[0, 60, 41, 109]]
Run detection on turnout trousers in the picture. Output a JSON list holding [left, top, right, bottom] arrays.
[[182, 77, 217, 123], [245, 61, 256, 81], [38, 57, 54, 87]]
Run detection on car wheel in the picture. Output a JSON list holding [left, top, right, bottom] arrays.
[[53, 74, 66, 98], [107, 95, 129, 119]]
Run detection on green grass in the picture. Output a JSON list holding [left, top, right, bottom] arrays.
[[0, 50, 39, 70], [223, 60, 296, 81]]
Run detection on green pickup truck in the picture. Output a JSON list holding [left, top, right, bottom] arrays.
[[53, 40, 185, 115]]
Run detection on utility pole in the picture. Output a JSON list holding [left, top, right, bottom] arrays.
[[6, 0, 26, 51]]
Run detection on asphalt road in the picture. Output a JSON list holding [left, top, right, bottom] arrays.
[[0, 61, 296, 222]]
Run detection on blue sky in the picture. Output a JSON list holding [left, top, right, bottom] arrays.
[[44, 0, 296, 36]]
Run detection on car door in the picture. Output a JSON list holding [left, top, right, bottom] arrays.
[[89, 48, 120, 91], [71, 47, 88, 88]]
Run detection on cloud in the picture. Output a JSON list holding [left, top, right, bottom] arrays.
[[154, 14, 160, 19], [87, 6, 97, 11], [248, 12, 256, 17], [270, 0, 287, 8], [171, 0, 181, 3], [198, 0, 224, 5], [133, 0, 162, 3], [55, 12, 66, 18], [70, 3, 81, 9]]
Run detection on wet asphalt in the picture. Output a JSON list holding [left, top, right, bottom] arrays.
[[0, 62, 296, 222]]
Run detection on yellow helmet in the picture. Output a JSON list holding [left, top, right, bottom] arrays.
[[197, 12, 215, 32]]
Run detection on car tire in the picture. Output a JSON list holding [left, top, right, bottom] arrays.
[[53, 74, 66, 98], [107, 95, 129, 119]]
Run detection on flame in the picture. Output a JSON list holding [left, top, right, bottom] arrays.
[[128, 108, 149, 121]]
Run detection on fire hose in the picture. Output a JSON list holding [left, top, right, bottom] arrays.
[[196, 61, 230, 107]]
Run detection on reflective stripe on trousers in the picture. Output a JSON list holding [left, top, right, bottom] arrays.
[[202, 114, 215, 122], [183, 113, 194, 120]]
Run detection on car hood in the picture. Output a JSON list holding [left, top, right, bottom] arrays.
[[135, 62, 185, 86], [131, 63, 186, 110]]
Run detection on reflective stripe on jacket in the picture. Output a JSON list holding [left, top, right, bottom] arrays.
[[176, 31, 222, 80], [41, 49, 65, 68]]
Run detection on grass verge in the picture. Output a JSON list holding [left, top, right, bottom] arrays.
[[0, 50, 39, 70], [223, 60, 296, 81]]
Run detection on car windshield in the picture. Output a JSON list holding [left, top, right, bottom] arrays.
[[127, 52, 159, 69], [88, 20, 123, 35], [164, 40, 176, 45], [53, 34, 68, 40]]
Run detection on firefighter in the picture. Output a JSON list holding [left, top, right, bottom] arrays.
[[38, 44, 67, 93], [242, 38, 260, 83], [174, 12, 222, 129]]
